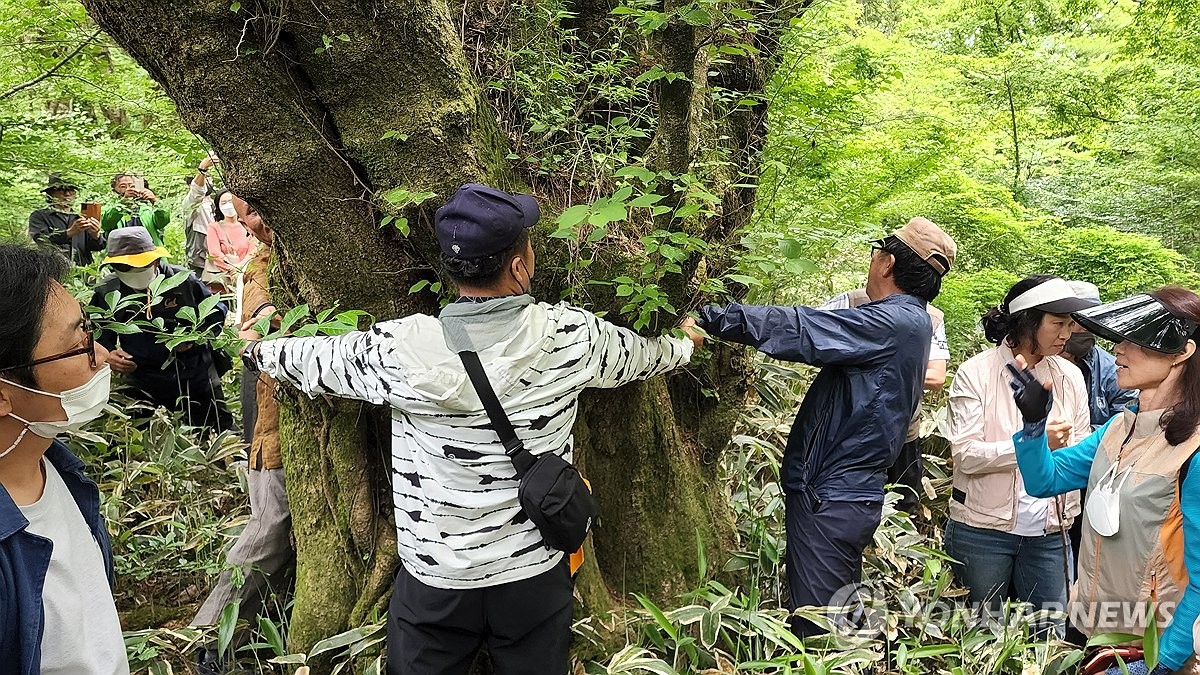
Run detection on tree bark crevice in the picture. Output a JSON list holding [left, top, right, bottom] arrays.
[[81, 0, 802, 657]]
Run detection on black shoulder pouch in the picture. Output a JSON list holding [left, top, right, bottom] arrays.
[[458, 351, 596, 553]]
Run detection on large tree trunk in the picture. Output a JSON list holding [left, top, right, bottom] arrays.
[[82, 0, 799, 656]]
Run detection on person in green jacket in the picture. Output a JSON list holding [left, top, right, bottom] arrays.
[[101, 173, 171, 247]]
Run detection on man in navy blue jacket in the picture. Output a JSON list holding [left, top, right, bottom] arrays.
[[0, 244, 127, 674], [698, 218, 956, 635]]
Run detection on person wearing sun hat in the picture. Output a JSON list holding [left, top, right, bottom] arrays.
[[697, 216, 956, 636], [1011, 288, 1200, 675], [944, 275, 1098, 639], [27, 173, 105, 266], [1062, 281, 1138, 430], [90, 227, 233, 433]]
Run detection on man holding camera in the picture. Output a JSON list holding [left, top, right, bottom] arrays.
[[101, 173, 171, 247], [245, 184, 702, 674], [27, 173, 105, 266]]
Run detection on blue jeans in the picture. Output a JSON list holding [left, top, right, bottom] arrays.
[[944, 519, 1071, 638]]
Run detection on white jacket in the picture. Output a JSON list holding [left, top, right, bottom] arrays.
[[254, 296, 693, 588], [947, 344, 1089, 532]]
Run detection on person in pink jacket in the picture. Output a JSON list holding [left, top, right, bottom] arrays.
[[202, 189, 253, 294]]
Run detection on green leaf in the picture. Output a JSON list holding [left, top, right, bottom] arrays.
[[257, 616, 286, 656], [277, 304, 311, 334], [784, 258, 818, 275], [633, 593, 678, 640], [1085, 632, 1145, 647], [308, 625, 383, 656], [725, 274, 762, 287], [101, 321, 142, 335], [629, 193, 664, 208], [699, 607, 719, 648], [150, 270, 190, 296], [613, 166, 656, 183], [197, 294, 223, 322], [229, 1, 241, 11], [557, 204, 590, 229], [1144, 601, 1159, 668], [589, 201, 627, 226], [217, 599, 240, 657], [680, 7, 710, 25]]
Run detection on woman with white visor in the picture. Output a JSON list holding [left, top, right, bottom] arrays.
[[1013, 287, 1200, 674], [945, 276, 1096, 638]]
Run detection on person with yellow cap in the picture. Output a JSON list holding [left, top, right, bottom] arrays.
[[89, 227, 233, 433]]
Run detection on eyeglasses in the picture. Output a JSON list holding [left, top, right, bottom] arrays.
[[0, 318, 97, 373], [870, 240, 889, 258]]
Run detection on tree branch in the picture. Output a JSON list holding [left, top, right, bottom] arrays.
[[0, 29, 103, 101]]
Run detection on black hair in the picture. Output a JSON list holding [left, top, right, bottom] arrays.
[[882, 235, 942, 302], [111, 174, 150, 191], [439, 231, 530, 288], [981, 275, 1057, 349], [0, 245, 69, 387], [211, 189, 234, 222]]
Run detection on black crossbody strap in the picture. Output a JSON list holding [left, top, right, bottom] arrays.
[[458, 351, 536, 476]]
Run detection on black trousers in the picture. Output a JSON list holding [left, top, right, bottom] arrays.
[[785, 493, 882, 636], [127, 364, 233, 433], [887, 438, 923, 514], [386, 560, 573, 675]]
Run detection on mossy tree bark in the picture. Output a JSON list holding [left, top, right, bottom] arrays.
[[82, 0, 803, 655]]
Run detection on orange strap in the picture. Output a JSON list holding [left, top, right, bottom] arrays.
[[569, 477, 593, 576]]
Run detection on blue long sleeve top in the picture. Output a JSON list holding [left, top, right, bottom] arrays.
[[1014, 418, 1200, 671], [698, 294, 932, 501]]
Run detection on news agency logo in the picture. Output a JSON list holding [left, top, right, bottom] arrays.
[[825, 581, 889, 638]]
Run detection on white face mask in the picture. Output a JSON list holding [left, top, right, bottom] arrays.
[[0, 366, 112, 458], [116, 266, 157, 291], [219, 202, 238, 218], [1085, 462, 1131, 537]]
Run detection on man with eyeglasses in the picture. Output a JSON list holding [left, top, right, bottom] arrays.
[[90, 227, 233, 433], [27, 173, 105, 267], [0, 243, 130, 673], [696, 217, 956, 636]]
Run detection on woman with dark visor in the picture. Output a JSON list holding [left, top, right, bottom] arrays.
[[1011, 287, 1200, 675]]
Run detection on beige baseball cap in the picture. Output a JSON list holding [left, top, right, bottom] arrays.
[[890, 217, 956, 276]]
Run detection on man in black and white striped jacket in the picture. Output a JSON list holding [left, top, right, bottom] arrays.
[[248, 184, 702, 674]]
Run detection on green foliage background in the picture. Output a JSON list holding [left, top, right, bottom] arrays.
[[0, 0, 1198, 670], [0, 0, 206, 245], [755, 0, 1199, 357]]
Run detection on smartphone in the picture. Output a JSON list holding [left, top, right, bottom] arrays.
[[133, 175, 146, 191], [81, 202, 101, 220]]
